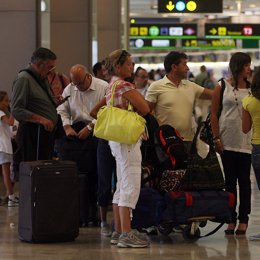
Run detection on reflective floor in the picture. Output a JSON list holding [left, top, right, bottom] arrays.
[[1, 175, 260, 260]]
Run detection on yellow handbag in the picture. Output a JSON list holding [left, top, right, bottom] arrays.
[[94, 80, 146, 144]]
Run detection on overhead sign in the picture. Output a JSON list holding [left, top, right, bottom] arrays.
[[158, 0, 223, 13], [130, 23, 197, 39], [182, 38, 236, 49], [205, 24, 260, 39], [130, 39, 177, 50]]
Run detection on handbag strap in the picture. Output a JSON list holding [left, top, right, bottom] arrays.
[[108, 80, 133, 111], [190, 123, 215, 155]]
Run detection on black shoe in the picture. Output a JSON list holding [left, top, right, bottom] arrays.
[[224, 229, 235, 235]]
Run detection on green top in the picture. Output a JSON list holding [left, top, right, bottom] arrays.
[[11, 66, 58, 125]]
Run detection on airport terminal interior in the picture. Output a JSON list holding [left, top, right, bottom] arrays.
[[1, 0, 260, 259]]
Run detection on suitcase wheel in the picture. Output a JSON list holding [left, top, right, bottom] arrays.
[[182, 223, 200, 242], [157, 223, 173, 236]]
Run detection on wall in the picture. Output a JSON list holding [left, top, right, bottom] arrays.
[[50, 0, 93, 75], [0, 0, 37, 95]]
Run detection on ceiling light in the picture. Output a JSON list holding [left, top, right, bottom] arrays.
[[41, 0, 47, 12]]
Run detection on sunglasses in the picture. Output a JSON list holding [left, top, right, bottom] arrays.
[[117, 50, 128, 65]]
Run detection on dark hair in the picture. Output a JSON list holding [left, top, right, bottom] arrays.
[[251, 66, 260, 100], [0, 90, 7, 102], [134, 66, 146, 77], [164, 51, 188, 73], [229, 52, 251, 89], [31, 47, 57, 64], [92, 62, 102, 77]]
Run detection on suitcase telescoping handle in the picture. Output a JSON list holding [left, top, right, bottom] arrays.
[[37, 124, 40, 161]]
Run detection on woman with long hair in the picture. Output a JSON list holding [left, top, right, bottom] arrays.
[[211, 52, 252, 236]]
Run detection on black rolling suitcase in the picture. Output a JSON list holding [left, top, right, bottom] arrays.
[[18, 160, 79, 243]]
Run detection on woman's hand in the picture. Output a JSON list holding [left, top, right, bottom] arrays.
[[214, 139, 224, 154]]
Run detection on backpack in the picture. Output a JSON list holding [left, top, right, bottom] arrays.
[[200, 78, 226, 145], [154, 125, 187, 170]]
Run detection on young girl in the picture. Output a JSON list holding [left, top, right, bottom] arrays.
[[0, 91, 18, 207]]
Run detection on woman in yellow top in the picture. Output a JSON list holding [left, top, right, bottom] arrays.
[[242, 66, 260, 241]]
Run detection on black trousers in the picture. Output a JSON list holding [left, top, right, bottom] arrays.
[[13, 123, 55, 173], [221, 150, 251, 224]]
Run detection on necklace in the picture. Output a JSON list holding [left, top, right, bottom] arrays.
[[233, 88, 251, 119]]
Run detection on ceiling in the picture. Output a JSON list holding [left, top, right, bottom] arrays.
[[129, 0, 260, 20]]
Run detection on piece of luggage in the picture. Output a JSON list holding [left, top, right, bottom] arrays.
[[132, 187, 166, 229], [163, 190, 235, 224], [154, 124, 187, 170], [18, 160, 79, 243]]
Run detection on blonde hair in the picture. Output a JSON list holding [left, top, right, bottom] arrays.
[[104, 49, 130, 75]]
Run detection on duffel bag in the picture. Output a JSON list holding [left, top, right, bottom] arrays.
[[132, 188, 166, 229], [163, 190, 235, 224]]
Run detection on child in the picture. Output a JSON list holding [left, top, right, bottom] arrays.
[[0, 91, 18, 207]]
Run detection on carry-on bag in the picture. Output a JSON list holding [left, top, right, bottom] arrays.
[[132, 187, 166, 229], [18, 160, 79, 243], [163, 190, 235, 224]]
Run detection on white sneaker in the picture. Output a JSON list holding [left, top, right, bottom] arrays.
[[101, 223, 112, 237], [249, 233, 260, 241], [8, 197, 19, 207], [110, 231, 121, 245], [117, 229, 150, 248]]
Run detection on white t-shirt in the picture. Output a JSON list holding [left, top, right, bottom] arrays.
[[145, 75, 204, 141], [0, 110, 13, 154]]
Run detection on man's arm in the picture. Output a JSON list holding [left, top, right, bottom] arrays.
[[199, 88, 213, 100]]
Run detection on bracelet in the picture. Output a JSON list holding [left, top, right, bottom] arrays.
[[91, 119, 97, 125], [213, 138, 221, 144], [86, 124, 93, 131]]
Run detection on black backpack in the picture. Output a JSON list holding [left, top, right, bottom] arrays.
[[154, 125, 187, 170]]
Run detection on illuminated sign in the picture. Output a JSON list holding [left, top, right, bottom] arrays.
[[182, 38, 236, 49], [205, 24, 260, 39], [158, 0, 223, 13], [129, 39, 177, 50], [130, 23, 197, 39]]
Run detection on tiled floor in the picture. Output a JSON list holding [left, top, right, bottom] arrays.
[[1, 175, 260, 260]]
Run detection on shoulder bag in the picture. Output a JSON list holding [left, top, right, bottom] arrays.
[[180, 123, 225, 191], [93, 80, 146, 144]]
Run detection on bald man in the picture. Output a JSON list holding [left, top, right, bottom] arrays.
[[57, 64, 108, 226], [58, 64, 108, 139]]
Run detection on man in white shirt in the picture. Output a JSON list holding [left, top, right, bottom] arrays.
[[57, 64, 108, 227], [58, 64, 108, 138]]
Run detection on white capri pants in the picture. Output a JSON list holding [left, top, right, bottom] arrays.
[[109, 140, 142, 209]]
